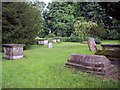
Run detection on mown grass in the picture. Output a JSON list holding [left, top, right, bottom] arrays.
[[2, 41, 119, 88]]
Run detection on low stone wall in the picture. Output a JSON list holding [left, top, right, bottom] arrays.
[[65, 54, 117, 76]]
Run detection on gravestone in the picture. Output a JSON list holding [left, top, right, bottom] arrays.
[[88, 37, 97, 51], [44, 40, 48, 45], [65, 54, 117, 76], [2, 44, 25, 60], [48, 43, 53, 48], [55, 38, 60, 42], [38, 40, 48, 45], [52, 39, 56, 43]]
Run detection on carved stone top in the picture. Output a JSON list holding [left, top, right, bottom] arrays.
[[67, 54, 111, 67], [2, 44, 25, 47]]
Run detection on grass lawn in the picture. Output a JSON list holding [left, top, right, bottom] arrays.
[[2, 41, 119, 88]]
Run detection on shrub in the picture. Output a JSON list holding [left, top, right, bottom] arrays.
[[94, 37, 101, 44], [73, 17, 98, 42]]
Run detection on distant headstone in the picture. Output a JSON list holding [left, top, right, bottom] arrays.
[[88, 37, 97, 51], [52, 39, 56, 43], [44, 40, 48, 45], [2, 44, 25, 60], [48, 43, 53, 48], [56, 38, 60, 42], [65, 54, 117, 77], [38, 40, 48, 45]]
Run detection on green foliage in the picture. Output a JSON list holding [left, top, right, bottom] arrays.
[[46, 2, 76, 37], [2, 2, 42, 49], [99, 2, 120, 20], [73, 17, 98, 42], [47, 33, 56, 38], [76, 2, 120, 40]]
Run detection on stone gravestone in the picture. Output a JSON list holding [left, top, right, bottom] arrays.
[[44, 40, 48, 45], [2, 44, 25, 60], [65, 54, 117, 77], [52, 39, 56, 43], [88, 37, 97, 51], [38, 40, 48, 45], [55, 38, 60, 43], [48, 42, 53, 48]]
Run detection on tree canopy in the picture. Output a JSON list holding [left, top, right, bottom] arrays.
[[2, 2, 42, 49]]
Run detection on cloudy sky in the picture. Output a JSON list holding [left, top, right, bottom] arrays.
[[36, 0, 52, 4]]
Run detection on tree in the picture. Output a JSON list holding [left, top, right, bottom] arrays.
[[76, 2, 120, 40], [46, 2, 76, 37], [73, 17, 99, 41], [2, 2, 42, 49], [99, 2, 120, 20]]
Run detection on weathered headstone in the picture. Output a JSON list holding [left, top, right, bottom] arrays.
[[65, 54, 117, 76], [38, 40, 48, 45], [55, 38, 60, 42], [88, 37, 97, 51], [38, 40, 44, 45], [44, 40, 48, 45], [48, 42, 53, 48], [2, 44, 25, 60], [52, 39, 56, 43]]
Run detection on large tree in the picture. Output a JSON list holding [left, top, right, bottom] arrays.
[[99, 2, 120, 20], [46, 2, 77, 37], [76, 2, 120, 39], [2, 2, 42, 49]]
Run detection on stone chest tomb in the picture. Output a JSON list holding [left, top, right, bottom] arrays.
[[95, 44, 120, 65], [2, 44, 25, 60], [65, 54, 117, 76]]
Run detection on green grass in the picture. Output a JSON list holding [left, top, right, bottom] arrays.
[[2, 41, 119, 88]]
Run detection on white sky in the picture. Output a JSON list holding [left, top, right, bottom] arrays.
[[37, 0, 52, 4]]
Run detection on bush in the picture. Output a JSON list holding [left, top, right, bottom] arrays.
[[60, 35, 83, 42], [59, 37, 68, 42], [2, 2, 42, 49], [68, 34, 83, 42], [73, 17, 98, 42], [47, 33, 56, 38], [94, 37, 101, 44]]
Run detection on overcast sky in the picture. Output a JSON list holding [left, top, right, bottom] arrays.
[[36, 0, 52, 4]]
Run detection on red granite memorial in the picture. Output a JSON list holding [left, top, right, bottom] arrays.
[[2, 44, 25, 60]]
